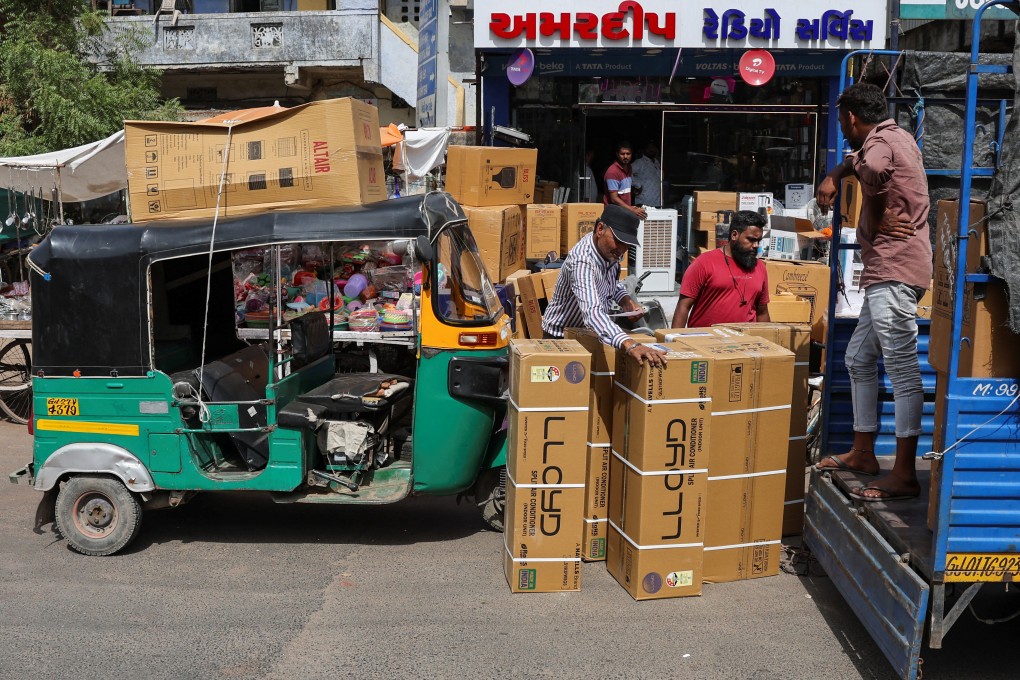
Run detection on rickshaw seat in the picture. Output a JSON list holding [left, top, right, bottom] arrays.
[[290, 311, 331, 369], [172, 344, 272, 470], [277, 372, 413, 432]]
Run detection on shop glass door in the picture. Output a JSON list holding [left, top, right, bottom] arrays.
[[662, 108, 819, 207]]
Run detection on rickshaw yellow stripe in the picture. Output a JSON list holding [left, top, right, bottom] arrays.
[[36, 420, 140, 437]]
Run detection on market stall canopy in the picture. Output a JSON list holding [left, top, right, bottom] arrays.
[[0, 131, 126, 203]]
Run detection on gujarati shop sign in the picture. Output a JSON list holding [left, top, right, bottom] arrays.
[[473, 0, 889, 49]]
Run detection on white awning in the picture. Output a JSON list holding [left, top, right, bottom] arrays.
[[0, 131, 127, 203]]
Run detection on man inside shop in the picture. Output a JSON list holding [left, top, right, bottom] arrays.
[[813, 82, 931, 503], [542, 205, 667, 368], [604, 142, 648, 220], [631, 142, 663, 208], [671, 210, 771, 328]]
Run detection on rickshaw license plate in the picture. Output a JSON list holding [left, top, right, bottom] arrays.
[[45, 398, 80, 416]]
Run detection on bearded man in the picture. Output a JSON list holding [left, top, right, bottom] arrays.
[[672, 210, 771, 328]]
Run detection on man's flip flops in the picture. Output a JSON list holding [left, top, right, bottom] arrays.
[[850, 485, 920, 503], [814, 453, 879, 476]]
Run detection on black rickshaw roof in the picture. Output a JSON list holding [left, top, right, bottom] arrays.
[[29, 192, 466, 377]]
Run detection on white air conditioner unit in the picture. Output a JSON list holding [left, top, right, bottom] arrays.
[[632, 208, 678, 293]]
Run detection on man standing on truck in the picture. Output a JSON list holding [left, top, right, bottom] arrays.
[[542, 204, 667, 368], [814, 82, 932, 502], [671, 210, 771, 328]]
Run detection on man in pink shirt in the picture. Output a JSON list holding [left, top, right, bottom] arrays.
[[814, 83, 932, 502], [672, 210, 771, 328]]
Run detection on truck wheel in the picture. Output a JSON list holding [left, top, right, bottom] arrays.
[[54, 476, 143, 556], [475, 467, 505, 532]]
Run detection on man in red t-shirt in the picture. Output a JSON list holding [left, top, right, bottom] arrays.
[[671, 211, 771, 328]]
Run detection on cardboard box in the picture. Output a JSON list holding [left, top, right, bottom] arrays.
[[611, 343, 713, 473], [504, 541, 582, 593], [504, 478, 586, 559], [565, 327, 616, 444], [561, 203, 602, 253], [446, 146, 537, 207], [696, 212, 726, 232], [840, 176, 863, 228], [509, 339, 591, 408], [524, 204, 563, 259], [583, 517, 608, 561], [125, 98, 385, 223], [930, 200, 1020, 378], [767, 293, 812, 324], [654, 327, 744, 342], [668, 335, 793, 582], [917, 287, 934, 320], [606, 525, 703, 600], [783, 438, 808, 536], [608, 452, 707, 548], [535, 180, 559, 205], [462, 205, 524, 282], [714, 322, 810, 436], [764, 260, 831, 343], [785, 183, 814, 209], [506, 270, 558, 339], [693, 191, 738, 214], [582, 443, 611, 562], [507, 407, 589, 487], [931, 201, 1020, 377]]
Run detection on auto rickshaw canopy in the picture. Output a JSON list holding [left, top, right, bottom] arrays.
[[28, 192, 465, 377]]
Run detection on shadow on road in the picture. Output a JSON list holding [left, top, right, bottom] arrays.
[[37, 491, 491, 555]]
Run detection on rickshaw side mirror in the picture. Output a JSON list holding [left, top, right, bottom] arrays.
[[414, 235, 434, 262]]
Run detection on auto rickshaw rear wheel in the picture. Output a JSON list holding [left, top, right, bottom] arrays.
[[54, 476, 143, 556], [475, 466, 505, 532]]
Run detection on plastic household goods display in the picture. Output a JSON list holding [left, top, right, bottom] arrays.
[[348, 308, 380, 332]]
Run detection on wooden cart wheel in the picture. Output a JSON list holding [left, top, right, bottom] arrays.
[[0, 339, 32, 424]]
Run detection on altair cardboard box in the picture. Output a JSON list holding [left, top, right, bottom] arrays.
[[783, 438, 808, 536], [446, 146, 537, 207], [671, 335, 794, 582], [505, 339, 591, 593], [462, 205, 524, 282], [124, 98, 386, 223], [561, 203, 602, 253], [930, 199, 1020, 378], [606, 525, 704, 600], [839, 176, 863, 228], [524, 204, 562, 259], [764, 260, 831, 343]]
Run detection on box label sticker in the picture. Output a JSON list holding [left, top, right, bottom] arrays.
[[588, 537, 606, 560], [531, 366, 561, 383], [517, 568, 537, 590], [565, 361, 587, 384], [642, 572, 663, 594], [752, 544, 769, 575], [728, 364, 744, 402], [690, 360, 709, 384], [666, 571, 693, 588]]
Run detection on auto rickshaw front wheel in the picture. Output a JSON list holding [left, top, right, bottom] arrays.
[[54, 476, 143, 556], [475, 467, 505, 532]]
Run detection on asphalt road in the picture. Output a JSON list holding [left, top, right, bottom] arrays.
[[1, 420, 1018, 680]]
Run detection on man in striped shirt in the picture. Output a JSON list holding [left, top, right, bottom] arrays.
[[542, 205, 668, 367]]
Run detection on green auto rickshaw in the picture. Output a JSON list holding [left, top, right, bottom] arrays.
[[10, 192, 511, 555]]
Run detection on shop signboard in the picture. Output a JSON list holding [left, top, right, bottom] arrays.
[[416, 0, 449, 127], [474, 0, 888, 50], [900, 0, 1018, 19], [479, 49, 844, 78]]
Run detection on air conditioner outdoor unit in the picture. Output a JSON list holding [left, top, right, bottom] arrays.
[[632, 208, 678, 293]]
